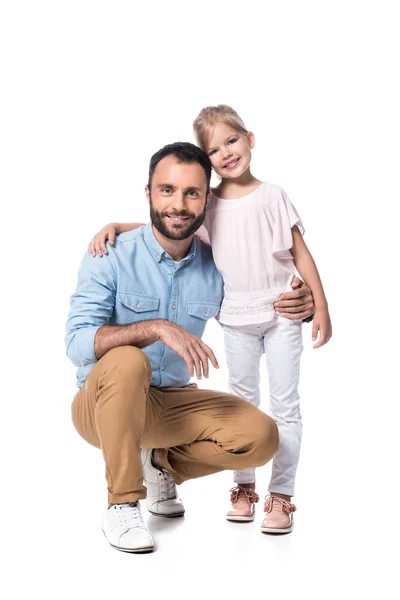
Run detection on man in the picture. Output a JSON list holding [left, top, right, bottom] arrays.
[[66, 142, 314, 553]]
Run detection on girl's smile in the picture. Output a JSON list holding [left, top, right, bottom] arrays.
[[223, 157, 241, 170], [206, 123, 254, 179]]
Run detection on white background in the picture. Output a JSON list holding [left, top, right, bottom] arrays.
[[1, 1, 399, 598]]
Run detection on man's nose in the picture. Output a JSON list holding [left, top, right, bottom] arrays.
[[171, 191, 187, 211]]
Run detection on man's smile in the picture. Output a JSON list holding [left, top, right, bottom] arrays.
[[165, 214, 192, 225]]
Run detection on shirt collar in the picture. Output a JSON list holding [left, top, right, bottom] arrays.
[[143, 221, 198, 264]]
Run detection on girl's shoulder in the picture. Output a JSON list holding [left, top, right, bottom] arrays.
[[245, 182, 288, 206]]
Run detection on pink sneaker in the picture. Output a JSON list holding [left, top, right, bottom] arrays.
[[261, 494, 297, 534], [226, 486, 259, 522]]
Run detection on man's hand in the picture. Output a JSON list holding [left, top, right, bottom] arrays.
[[274, 276, 315, 320], [157, 321, 219, 379]]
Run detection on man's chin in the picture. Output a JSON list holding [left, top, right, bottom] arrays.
[[163, 226, 194, 240]]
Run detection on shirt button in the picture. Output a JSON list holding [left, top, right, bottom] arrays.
[[172, 304, 176, 310], [161, 366, 165, 371], [136, 303, 141, 308], [204, 312, 208, 318], [157, 255, 161, 261]]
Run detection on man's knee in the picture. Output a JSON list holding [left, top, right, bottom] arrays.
[[99, 346, 152, 386], [250, 413, 279, 466]]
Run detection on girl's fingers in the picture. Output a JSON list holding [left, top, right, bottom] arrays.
[[313, 330, 328, 349], [312, 322, 319, 341], [100, 242, 108, 255]]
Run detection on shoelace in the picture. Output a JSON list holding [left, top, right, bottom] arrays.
[[158, 470, 177, 500], [114, 502, 146, 530], [264, 495, 297, 515], [230, 486, 259, 505]]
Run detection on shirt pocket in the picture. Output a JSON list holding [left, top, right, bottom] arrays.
[[187, 302, 220, 321], [117, 291, 160, 321]]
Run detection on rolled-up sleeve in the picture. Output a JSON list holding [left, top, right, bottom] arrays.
[[65, 252, 117, 367]]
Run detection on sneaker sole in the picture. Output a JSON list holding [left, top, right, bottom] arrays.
[[226, 515, 255, 522], [109, 542, 155, 553], [148, 509, 185, 518], [102, 532, 155, 553], [261, 523, 294, 534]]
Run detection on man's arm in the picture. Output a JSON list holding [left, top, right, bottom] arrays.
[[94, 321, 159, 359], [95, 319, 219, 379], [66, 252, 219, 378], [274, 275, 315, 320], [65, 251, 117, 367]]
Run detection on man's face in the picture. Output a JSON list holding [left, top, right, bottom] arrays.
[[146, 155, 210, 240]]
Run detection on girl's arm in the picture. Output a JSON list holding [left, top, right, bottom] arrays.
[[290, 227, 332, 348], [88, 222, 144, 257]]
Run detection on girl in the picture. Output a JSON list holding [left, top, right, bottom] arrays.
[[87, 105, 332, 534]]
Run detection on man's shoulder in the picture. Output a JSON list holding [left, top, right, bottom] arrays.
[[106, 226, 145, 258], [196, 237, 215, 263], [113, 226, 145, 246]]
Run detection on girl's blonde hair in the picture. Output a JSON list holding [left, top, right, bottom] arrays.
[[193, 105, 248, 151]]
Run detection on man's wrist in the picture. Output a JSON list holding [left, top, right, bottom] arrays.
[[150, 319, 164, 341], [150, 318, 173, 341], [302, 313, 314, 323]]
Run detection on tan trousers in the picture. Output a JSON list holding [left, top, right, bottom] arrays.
[[72, 346, 279, 504]]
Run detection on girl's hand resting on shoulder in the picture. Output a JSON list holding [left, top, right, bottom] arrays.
[[87, 222, 143, 257], [311, 307, 332, 349], [88, 223, 117, 257]]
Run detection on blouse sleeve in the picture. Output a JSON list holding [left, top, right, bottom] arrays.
[[194, 224, 211, 245], [272, 189, 305, 258]]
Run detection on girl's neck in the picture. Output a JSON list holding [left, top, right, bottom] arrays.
[[213, 168, 262, 200]]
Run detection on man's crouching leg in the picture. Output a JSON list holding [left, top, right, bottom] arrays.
[[72, 346, 153, 505]]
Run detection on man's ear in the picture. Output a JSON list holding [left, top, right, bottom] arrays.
[[145, 185, 150, 203], [205, 190, 212, 208], [247, 131, 255, 149]]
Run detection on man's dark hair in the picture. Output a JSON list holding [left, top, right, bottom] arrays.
[[148, 142, 212, 192]]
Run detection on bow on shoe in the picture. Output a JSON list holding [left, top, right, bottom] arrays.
[[264, 495, 297, 515], [230, 486, 260, 504]]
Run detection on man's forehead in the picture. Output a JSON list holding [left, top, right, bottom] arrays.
[[153, 155, 207, 186]]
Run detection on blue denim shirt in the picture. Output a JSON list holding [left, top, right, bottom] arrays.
[[66, 222, 224, 388]]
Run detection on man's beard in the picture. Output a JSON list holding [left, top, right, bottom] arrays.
[[149, 197, 206, 240]]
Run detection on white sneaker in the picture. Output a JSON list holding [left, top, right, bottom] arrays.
[[102, 502, 155, 553], [141, 448, 185, 517]]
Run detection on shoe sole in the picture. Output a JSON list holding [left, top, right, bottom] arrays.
[[148, 509, 185, 518], [109, 542, 155, 553], [261, 523, 294, 534], [226, 515, 255, 522], [102, 532, 155, 553]]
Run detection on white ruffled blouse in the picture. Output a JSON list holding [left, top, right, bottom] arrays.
[[198, 182, 304, 326]]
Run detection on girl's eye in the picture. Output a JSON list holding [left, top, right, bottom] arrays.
[[208, 149, 217, 156], [228, 138, 238, 145]]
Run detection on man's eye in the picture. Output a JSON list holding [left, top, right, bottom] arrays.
[[187, 191, 198, 197], [228, 138, 238, 145], [162, 188, 172, 194]]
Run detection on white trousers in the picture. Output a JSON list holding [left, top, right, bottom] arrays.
[[224, 317, 303, 496]]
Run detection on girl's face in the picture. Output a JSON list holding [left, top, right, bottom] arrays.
[[205, 122, 255, 179]]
